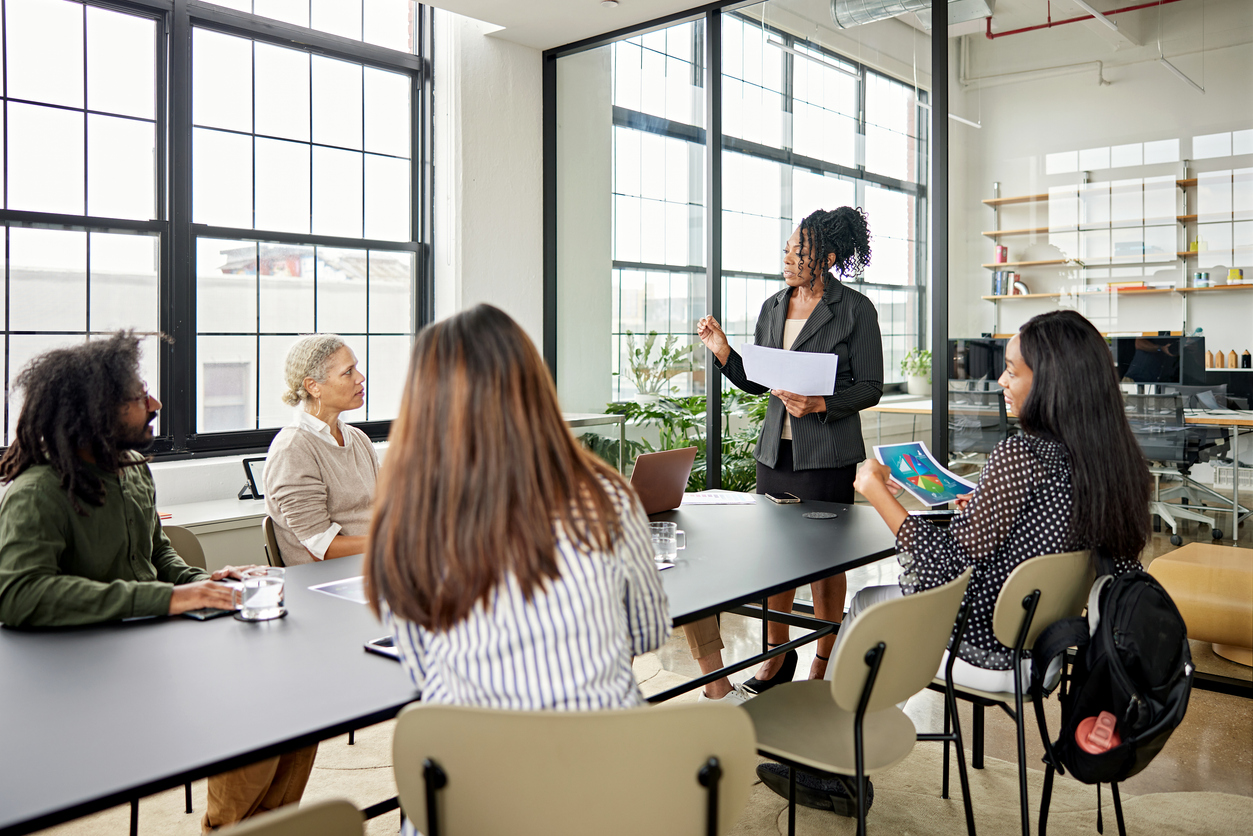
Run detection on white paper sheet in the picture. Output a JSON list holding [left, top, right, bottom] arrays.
[[680, 491, 757, 506], [740, 343, 837, 396], [309, 576, 367, 604]]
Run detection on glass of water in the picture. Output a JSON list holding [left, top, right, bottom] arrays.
[[649, 521, 682, 564], [237, 567, 285, 621]]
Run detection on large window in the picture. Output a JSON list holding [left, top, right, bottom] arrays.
[[0, 0, 430, 452], [606, 10, 926, 401]]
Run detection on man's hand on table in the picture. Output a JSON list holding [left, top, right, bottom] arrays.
[[168, 581, 239, 615]]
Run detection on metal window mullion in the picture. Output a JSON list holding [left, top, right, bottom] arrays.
[[169, 0, 195, 450], [929, 0, 948, 462], [82, 2, 90, 220], [704, 9, 721, 490]]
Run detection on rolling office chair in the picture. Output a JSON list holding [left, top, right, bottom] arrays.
[[948, 380, 1011, 477], [1124, 392, 1228, 544], [263, 516, 285, 567]]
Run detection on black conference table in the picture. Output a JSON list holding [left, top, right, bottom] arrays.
[[0, 499, 897, 836]]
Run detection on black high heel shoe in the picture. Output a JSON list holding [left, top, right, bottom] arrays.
[[743, 644, 797, 694]]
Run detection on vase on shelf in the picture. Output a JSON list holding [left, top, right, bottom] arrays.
[[906, 375, 930, 396]]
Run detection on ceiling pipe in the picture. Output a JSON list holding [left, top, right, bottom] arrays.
[[984, 0, 1184, 39]]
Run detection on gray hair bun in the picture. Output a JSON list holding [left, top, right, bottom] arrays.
[[281, 334, 346, 406]]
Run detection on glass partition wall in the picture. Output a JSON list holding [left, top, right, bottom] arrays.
[[553, 2, 936, 487]]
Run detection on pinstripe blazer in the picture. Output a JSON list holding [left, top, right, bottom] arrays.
[[719, 279, 883, 471]]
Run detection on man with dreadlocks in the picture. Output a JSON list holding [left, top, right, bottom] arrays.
[[0, 332, 255, 625], [0, 333, 316, 830]]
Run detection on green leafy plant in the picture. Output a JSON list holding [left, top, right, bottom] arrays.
[[623, 330, 696, 397], [594, 391, 769, 492], [900, 348, 932, 379]]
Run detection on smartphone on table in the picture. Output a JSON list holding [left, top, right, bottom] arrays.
[[765, 492, 801, 504]]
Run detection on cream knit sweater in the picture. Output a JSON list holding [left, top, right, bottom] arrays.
[[264, 424, 379, 566]]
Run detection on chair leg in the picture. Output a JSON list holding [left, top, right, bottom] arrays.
[[348, 729, 355, 746], [948, 693, 978, 836], [787, 766, 797, 836], [1014, 691, 1030, 836], [130, 799, 138, 836], [856, 769, 868, 836], [185, 781, 192, 814], [972, 703, 985, 769], [1110, 783, 1127, 836], [1038, 765, 1055, 836], [942, 702, 952, 799]]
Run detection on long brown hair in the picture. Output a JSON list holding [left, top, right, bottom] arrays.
[[366, 304, 633, 629]]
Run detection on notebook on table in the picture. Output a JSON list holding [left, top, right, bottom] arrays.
[[629, 447, 698, 515]]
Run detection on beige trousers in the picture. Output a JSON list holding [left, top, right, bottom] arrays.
[[682, 616, 724, 659], [201, 744, 319, 832]]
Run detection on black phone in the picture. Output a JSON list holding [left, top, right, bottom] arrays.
[[364, 635, 400, 660], [765, 492, 801, 504], [181, 607, 234, 621]]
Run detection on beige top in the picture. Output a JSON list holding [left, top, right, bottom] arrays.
[[264, 414, 380, 566], [780, 318, 805, 441]]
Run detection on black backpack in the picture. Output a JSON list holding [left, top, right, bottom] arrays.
[[1029, 553, 1193, 827]]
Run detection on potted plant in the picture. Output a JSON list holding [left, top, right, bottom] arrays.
[[901, 348, 932, 396], [623, 330, 695, 402]]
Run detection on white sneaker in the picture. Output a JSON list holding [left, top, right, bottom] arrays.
[[697, 682, 753, 705]]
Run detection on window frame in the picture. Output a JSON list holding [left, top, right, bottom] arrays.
[[0, 0, 433, 459]]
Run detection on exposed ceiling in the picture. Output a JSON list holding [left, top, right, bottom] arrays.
[[420, 0, 1165, 52]]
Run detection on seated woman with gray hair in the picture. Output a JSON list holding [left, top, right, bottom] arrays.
[[264, 334, 380, 565]]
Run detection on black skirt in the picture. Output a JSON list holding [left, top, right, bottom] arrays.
[[756, 440, 857, 504]]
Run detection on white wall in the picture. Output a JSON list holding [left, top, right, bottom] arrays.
[[433, 10, 545, 345], [947, 1, 1253, 348]]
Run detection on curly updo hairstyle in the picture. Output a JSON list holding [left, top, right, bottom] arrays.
[[281, 334, 346, 407], [797, 206, 872, 290]]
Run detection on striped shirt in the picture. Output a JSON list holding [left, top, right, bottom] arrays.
[[384, 480, 670, 711], [719, 278, 883, 471]]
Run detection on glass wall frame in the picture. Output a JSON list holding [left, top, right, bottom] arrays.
[[0, 0, 433, 457]]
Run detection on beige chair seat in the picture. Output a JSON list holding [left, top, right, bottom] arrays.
[[1149, 542, 1253, 666], [744, 680, 916, 776], [928, 676, 1030, 705], [218, 798, 362, 835]]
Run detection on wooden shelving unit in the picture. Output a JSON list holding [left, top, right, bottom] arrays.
[[981, 283, 1253, 302], [981, 258, 1068, 269], [981, 226, 1049, 239]]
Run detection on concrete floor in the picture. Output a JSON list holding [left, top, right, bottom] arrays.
[[654, 487, 1253, 800]]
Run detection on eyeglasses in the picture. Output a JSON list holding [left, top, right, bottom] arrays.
[[124, 384, 151, 405]]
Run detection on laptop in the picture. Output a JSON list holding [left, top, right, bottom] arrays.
[[629, 447, 698, 515]]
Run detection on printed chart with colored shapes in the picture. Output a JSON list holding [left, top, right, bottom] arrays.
[[873, 442, 978, 507]]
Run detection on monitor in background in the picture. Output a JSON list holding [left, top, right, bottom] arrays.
[[949, 338, 1006, 382], [1111, 336, 1207, 386]]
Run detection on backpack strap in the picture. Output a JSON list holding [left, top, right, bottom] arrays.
[[1087, 574, 1114, 636], [1030, 616, 1091, 776]]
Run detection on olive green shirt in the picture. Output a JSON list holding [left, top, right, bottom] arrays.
[[0, 459, 208, 628]]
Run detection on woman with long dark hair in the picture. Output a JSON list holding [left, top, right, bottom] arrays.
[[687, 206, 883, 700], [365, 305, 669, 720], [757, 309, 1150, 812]]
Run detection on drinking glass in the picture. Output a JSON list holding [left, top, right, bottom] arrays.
[[237, 567, 285, 621]]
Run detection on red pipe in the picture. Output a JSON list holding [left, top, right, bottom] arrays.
[[985, 0, 1185, 39]]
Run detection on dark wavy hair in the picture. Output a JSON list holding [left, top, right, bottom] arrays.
[[1016, 310, 1150, 561], [798, 206, 872, 290], [0, 331, 151, 513], [365, 304, 635, 630]]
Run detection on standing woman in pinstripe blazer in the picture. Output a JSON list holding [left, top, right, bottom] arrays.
[[364, 305, 670, 726], [694, 207, 883, 693]]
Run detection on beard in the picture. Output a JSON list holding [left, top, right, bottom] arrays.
[[118, 412, 158, 451]]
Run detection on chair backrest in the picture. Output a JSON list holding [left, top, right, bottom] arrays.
[[393, 702, 755, 836], [948, 383, 1009, 455], [990, 550, 1093, 650], [830, 568, 973, 714], [162, 525, 206, 571], [216, 799, 362, 836], [1124, 392, 1191, 464], [263, 516, 284, 567]]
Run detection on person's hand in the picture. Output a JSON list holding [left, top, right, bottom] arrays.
[[854, 459, 903, 498], [953, 492, 974, 512], [168, 580, 239, 615], [209, 565, 263, 581], [770, 389, 827, 418], [696, 315, 730, 363]]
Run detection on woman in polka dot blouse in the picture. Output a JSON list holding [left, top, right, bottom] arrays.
[[851, 309, 1150, 693]]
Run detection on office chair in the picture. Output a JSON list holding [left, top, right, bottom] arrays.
[[163, 524, 207, 571], [1124, 392, 1227, 544], [927, 550, 1093, 836], [948, 381, 1011, 476], [263, 517, 285, 567], [215, 799, 363, 835], [743, 568, 974, 836], [393, 702, 755, 836]]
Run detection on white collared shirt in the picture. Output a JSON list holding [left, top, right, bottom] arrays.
[[288, 407, 347, 558]]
